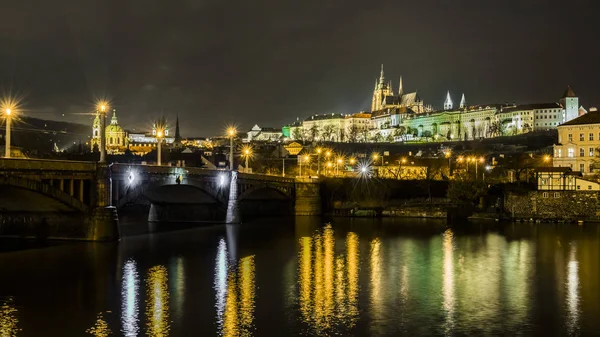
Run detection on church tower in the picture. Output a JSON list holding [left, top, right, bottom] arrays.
[[459, 93, 466, 109], [371, 64, 394, 112], [398, 76, 403, 96], [91, 111, 101, 151], [560, 86, 579, 122], [444, 91, 453, 110], [175, 113, 181, 143]]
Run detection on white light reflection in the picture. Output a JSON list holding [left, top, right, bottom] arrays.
[[442, 229, 455, 334], [121, 259, 139, 337], [566, 243, 580, 335], [215, 238, 229, 330]]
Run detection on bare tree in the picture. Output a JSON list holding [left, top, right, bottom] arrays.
[[321, 125, 336, 141], [347, 125, 359, 143], [309, 125, 320, 142]]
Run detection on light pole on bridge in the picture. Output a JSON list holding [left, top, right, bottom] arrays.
[[99, 104, 107, 163], [3, 108, 12, 158]]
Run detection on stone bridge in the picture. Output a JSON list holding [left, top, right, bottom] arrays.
[[0, 158, 320, 241]]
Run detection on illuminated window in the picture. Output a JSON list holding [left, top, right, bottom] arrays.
[[590, 148, 595, 157], [580, 133, 584, 141], [580, 148, 585, 157], [568, 148, 574, 158], [580, 163, 585, 172], [568, 134, 573, 142], [557, 149, 562, 157]]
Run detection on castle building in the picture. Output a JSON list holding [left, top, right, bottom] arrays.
[[91, 109, 127, 154], [370, 65, 431, 114], [246, 125, 283, 142]]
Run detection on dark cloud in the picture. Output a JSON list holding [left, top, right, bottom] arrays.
[[0, 0, 598, 136]]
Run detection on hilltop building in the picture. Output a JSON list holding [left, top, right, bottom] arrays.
[[91, 109, 128, 154], [370, 65, 432, 114], [246, 125, 283, 142]]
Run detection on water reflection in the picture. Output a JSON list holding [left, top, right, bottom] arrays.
[[214, 238, 256, 337], [0, 298, 20, 337], [566, 243, 580, 335], [442, 229, 455, 334], [121, 259, 140, 336], [86, 312, 112, 336], [297, 225, 360, 334], [146, 265, 170, 336]]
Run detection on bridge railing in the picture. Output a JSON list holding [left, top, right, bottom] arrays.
[[0, 158, 97, 172]]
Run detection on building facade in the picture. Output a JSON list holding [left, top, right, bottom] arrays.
[[553, 111, 600, 175], [91, 109, 128, 154], [246, 125, 283, 142]]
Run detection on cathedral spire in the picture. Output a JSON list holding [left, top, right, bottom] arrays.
[[398, 76, 403, 96], [175, 113, 181, 142], [379, 64, 385, 85], [459, 93, 466, 109], [444, 91, 453, 110]]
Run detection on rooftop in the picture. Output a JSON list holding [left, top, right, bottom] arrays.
[[560, 111, 600, 126], [502, 102, 560, 113]]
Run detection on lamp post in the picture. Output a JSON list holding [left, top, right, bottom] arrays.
[[316, 148, 322, 175], [243, 147, 252, 173], [99, 104, 107, 163], [157, 130, 163, 166], [336, 158, 343, 176], [227, 127, 236, 170], [4, 108, 12, 158], [445, 151, 451, 175], [304, 155, 310, 176]]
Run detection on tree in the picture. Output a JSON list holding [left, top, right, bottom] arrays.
[[359, 128, 370, 143], [489, 120, 506, 137], [309, 125, 320, 142], [421, 130, 433, 141], [292, 128, 303, 141], [347, 125, 359, 143], [371, 132, 383, 143], [321, 125, 336, 141], [385, 133, 394, 143], [447, 175, 488, 205], [393, 126, 406, 141]]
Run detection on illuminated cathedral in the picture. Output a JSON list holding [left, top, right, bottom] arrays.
[[370, 64, 432, 114]]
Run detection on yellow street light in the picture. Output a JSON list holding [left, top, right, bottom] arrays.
[[5, 108, 11, 116], [401, 158, 407, 164], [226, 126, 237, 170], [349, 158, 356, 165], [325, 150, 331, 158], [544, 155, 551, 162], [479, 157, 484, 163]]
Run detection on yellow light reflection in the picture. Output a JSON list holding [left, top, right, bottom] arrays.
[[0, 298, 20, 337], [370, 238, 382, 320], [221, 255, 256, 337], [442, 229, 455, 333], [86, 312, 111, 337], [238, 256, 256, 334], [297, 225, 360, 334], [566, 243, 580, 335], [121, 260, 139, 336], [146, 265, 170, 336]]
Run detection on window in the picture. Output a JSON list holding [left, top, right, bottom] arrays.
[[543, 192, 549, 198], [580, 163, 585, 172], [577, 185, 581, 190], [580, 148, 585, 157], [591, 148, 595, 157], [568, 148, 574, 158], [590, 133, 594, 141], [580, 133, 585, 141], [554, 192, 560, 198], [568, 134, 573, 142], [588, 185, 593, 190], [557, 149, 562, 158]]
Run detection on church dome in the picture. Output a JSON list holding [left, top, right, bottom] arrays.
[[106, 124, 124, 134]]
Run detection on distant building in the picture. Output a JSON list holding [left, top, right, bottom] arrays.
[[91, 109, 128, 154], [536, 167, 599, 191], [553, 111, 600, 175], [302, 113, 345, 142], [245, 125, 283, 142], [371, 65, 431, 114]]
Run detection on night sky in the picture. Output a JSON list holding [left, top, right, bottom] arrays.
[[1, 0, 598, 137]]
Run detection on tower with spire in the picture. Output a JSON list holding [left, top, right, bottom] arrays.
[[444, 91, 453, 110], [371, 64, 395, 111], [175, 113, 181, 143], [369, 64, 429, 114], [560, 85, 579, 122], [459, 93, 466, 109]]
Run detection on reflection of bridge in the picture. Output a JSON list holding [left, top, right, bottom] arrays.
[[0, 158, 321, 241]]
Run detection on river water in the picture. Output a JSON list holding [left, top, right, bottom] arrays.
[[1, 217, 599, 336]]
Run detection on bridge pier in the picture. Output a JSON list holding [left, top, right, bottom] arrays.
[[86, 165, 120, 241], [294, 178, 321, 216]]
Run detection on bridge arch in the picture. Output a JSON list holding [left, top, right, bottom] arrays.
[[0, 176, 88, 212]]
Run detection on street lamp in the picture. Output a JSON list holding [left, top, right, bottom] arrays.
[[3, 108, 12, 158], [97, 103, 108, 163], [227, 127, 237, 170], [316, 148, 322, 175], [372, 152, 383, 166], [336, 157, 343, 176], [242, 146, 252, 173], [156, 130, 164, 166]]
